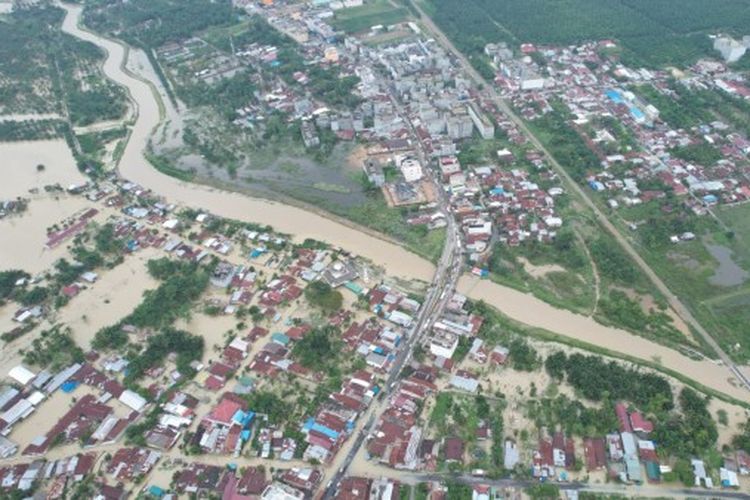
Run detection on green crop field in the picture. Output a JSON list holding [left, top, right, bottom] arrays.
[[331, 1, 409, 33], [424, 0, 750, 67]]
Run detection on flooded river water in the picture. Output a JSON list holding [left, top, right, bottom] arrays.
[[51, 3, 749, 401], [58, 3, 434, 283]]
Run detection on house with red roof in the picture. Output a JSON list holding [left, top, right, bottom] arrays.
[[630, 411, 654, 434], [615, 402, 633, 433], [584, 438, 607, 471]]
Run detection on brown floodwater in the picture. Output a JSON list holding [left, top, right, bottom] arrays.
[[59, 3, 434, 283], [54, 3, 749, 402]]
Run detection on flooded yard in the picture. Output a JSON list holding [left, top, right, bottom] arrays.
[[0, 140, 86, 199], [55, 249, 160, 349], [705, 242, 749, 287], [170, 141, 369, 209]]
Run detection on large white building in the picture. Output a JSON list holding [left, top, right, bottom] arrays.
[[429, 330, 458, 359], [399, 157, 423, 183], [446, 113, 474, 140], [261, 483, 304, 500], [714, 36, 747, 63], [467, 103, 495, 140]]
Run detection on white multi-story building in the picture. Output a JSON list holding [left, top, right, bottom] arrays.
[[429, 330, 458, 358], [467, 103, 495, 140], [399, 158, 423, 182]]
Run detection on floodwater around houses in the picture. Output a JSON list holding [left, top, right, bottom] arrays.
[[53, 2, 750, 401], [58, 3, 434, 284]]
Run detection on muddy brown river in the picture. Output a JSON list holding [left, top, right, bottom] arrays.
[[56, 3, 748, 401]]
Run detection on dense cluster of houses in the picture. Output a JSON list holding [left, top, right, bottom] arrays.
[[0, 168, 435, 497], [497, 39, 750, 226], [367, 365, 436, 470], [0, 361, 146, 458]]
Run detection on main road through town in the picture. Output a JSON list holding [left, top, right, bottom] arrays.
[[57, 1, 750, 403], [411, 1, 750, 393], [320, 77, 466, 497]]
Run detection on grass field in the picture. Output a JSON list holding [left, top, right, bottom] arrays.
[[614, 202, 750, 361], [331, 1, 410, 33], [717, 203, 750, 269]]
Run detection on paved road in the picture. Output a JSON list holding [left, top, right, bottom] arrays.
[[412, 2, 750, 393], [394, 472, 750, 499], [322, 79, 465, 499]]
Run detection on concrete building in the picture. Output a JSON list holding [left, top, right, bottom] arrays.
[[429, 330, 458, 358], [399, 157, 423, 182], [363, 159, 385, 187], [447, 111, 474, 140], [714, 36, 747, 63], [467, 103, 495, 140], [261, 483, 304, 500], [300, 121, 320, 148]]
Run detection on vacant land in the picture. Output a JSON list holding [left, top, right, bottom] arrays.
[[331, 1, 410, 33], [423, 0, 750, 67], [703, 203, 750, 358]]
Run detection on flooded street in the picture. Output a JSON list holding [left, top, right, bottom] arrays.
[[49, 2, 750, 403]]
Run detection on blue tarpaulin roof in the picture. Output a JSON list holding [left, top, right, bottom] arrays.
[[630, 106, 645, 120], [303, 417, 339, 440], [60, 381, 79, 393], [148, 485, 164, 497], [344, 282, 364, 295], [271, 333, 290, 345], [232, 409, 256, 427], [605, 89, 624, 104]]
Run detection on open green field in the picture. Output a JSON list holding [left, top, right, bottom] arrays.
[[718, 203, 750, 265], [703, 204, 750, 359], [605, 196, 750, 361], [424, 0, 750, 67], [331, 1, 410, 33]]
